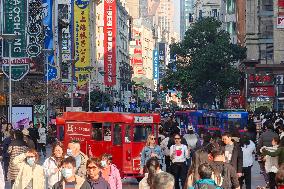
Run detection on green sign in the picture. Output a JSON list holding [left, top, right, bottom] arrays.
[[2, 64, 30, 81], [3, 0, 27, 57]]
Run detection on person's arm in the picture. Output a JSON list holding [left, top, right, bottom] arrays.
[[115, 167, 122, 189], [256, 134, 263, 154], [237, 145, 243, 174], [43, 158, 58, 177], [12, 153, 26, 169], [229, 165, 240, 189], [263, 148, 281, 157]]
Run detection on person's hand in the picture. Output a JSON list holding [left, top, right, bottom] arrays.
[[139, 168, 144, 175], [150, 153, 157, 157], [237, 173, 242, 177], [187, 173, 194, 187]]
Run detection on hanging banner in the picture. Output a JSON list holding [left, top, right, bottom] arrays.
[[3, 0, 28, 58], [43, 0, 58, 80], [153, 49, 159, 91], [104, 0, 117, 86], [74, 0, 91, 87]]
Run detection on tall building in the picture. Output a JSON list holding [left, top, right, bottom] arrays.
[[180, 0, 195, 39], [194, 0, 221, 21], [245, 0, 274, 64], [124, 0, 140, 19]]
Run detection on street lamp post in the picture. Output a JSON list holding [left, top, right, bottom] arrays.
[[0, 34, 17, 123], [88, 73, 91, 112], [42, 49, 53, 128], [66, 58, 78, 111]]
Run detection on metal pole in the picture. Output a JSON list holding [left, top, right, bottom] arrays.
[[71, 60, 74, 111], [8, 41, 12, 123], [88, 74, 91, 112], [46, 54, 49, 128]]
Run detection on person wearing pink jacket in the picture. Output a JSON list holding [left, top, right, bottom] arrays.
[[100, 154, 122, 189]]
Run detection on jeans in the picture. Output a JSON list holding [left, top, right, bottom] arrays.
[[38, 143, 46, 156], [240, 166, 252, 189], [170, 162, 187, 189], [268, 172, 276, 189], [165, 156, 171, 173]]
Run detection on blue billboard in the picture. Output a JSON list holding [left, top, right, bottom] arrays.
[[153, 50, 159, 80]]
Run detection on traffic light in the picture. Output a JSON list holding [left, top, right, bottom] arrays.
[[0, 94, 6, 105]]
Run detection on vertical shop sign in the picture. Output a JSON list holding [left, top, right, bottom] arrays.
[[3, 0, 27, 57], [104, 0, 117, 86], [153, 50, 159, 91], [74, 0, 91, 87]]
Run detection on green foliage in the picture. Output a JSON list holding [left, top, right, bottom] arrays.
[[162, 17, 246, 107], [82, 90, 112, 111]]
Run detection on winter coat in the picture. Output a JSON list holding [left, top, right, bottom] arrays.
[[263, 147, 284, 166], [257, 129, 278, 153], [210, 161, 240, 189], [140, 145, 163, 168], [226, 142, 243, 174], [81, 177, 111, 189], [76, 152, 89, 178], [102, 164, 122, 189], [261, 145, 279, 173], [8, 139, 28, 181], [52, 175, 85, 189], [43, 156, 63, 189], [12, 153, 45, 189], [0, 163, 5, 189]]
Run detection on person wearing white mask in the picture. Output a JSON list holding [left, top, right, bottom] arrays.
[[66, 140, 88, 178], [12, 149, 45, 189], [52, 156, 85, 189]]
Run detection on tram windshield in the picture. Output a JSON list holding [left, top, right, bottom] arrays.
[[133, 125, 152, 142]]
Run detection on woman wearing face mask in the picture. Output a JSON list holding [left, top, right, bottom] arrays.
[[43, 142, 64, 189], [12, 149, 45, 189], [52, 156, 85, 189], [81, 157, 111, 189], [100, 154, 122, 189]]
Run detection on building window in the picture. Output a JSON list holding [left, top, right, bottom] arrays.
[[212, 9, 218, 17], [227, 0, 236, 14], [199, 10, 202, 19]]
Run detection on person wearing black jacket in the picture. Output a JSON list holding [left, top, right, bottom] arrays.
[[221, 132, 243, 177], [27, 121, 39, 150]]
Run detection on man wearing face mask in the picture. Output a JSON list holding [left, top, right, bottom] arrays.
[[52, 156, 85, 189], [12, 149, 45, 189], [100, 154, 122, 189], [66, 140, 88, 178]]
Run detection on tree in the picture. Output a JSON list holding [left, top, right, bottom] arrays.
[[82, 90, 112, 112], [162, 17, 246, 107]]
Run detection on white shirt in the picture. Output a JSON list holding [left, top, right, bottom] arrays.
[[160, 137, 170, 156], [170, 144, 189, 163], [241, 140, 256, 167], [38, 127, 46, 144]]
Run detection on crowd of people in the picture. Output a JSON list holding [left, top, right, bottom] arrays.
[[139, 113, 284, 189], [0, 111, 284, 189]]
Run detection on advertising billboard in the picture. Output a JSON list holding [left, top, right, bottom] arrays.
[[104, 0, 117, 86], [153, 50, 159, 91], [12, 106, 33, 130], [74, 0, 91, 87], [158, 42, 166, 64]]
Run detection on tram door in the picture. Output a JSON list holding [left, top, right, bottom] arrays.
[[122, 124, 133, 174], [111, 123, 123, 172]]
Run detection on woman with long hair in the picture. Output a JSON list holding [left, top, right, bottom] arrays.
[[12, 149, 45, 189], [139, 157, 163, 189], [80, 157, 110, 189], [140, 134, 163, 174], [43, 142, 64, 189]]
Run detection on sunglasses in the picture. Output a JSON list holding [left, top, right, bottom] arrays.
[[150, 138, 156, 140], [175, 138, 181, 140]]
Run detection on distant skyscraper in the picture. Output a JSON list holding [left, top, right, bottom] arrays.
[[180, 0, 195, 39]]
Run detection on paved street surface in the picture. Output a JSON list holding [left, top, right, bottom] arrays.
[[4, 145, 265, 189]]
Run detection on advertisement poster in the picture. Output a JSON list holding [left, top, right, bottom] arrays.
[[104, 0, 117, 86], [74, 0, 91, 87], [12, 106, 33, 129]]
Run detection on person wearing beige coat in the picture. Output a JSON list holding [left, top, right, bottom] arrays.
[[12, 150, 45, 189]]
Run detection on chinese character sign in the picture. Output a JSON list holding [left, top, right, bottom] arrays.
[[153, 49, 159, 91], [104, 0, 117, 86], [74, 0, 91, 87], [3, 0, 27, 57]]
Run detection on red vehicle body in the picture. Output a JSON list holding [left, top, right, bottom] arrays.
[[55, 112, 160, 178]]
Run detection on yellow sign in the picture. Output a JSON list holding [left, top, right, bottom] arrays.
[[74, 1, 91, 87]]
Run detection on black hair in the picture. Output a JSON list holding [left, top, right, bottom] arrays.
[[221, 131, 232, 138], [62, 156, 76, 168], [14, 130, 24, 141], [211, 145, 225, 158], [198, 163, 213, 179], [146, 157, 160, 186], [102, 153, 113, 162], [272, 136, 280, 145]]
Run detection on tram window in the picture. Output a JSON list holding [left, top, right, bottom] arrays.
[[113, 124, 122, 145], [59, 126, 64, 141], [92, 123, 103, 141], [133, 125, 152, 142], [103, 123, 111, 141], [125, 125, 131, 143]]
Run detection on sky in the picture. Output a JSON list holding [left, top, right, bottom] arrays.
[[173, 0, 181, 35]]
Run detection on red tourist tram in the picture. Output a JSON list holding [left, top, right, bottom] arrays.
[[55, 112, 160, 178]]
